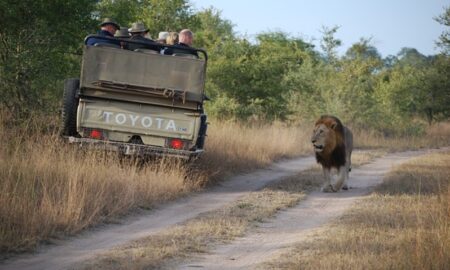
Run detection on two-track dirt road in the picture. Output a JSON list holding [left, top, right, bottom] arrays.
[[1, 148, 445, 270], [177, 150, 438, 269]]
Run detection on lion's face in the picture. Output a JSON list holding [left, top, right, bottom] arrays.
[[311, 123, 336, 153]]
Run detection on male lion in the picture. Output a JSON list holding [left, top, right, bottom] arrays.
[[311, 115, 353, 192]]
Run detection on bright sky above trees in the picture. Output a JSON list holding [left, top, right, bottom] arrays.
[[191, 0, 448, 57]]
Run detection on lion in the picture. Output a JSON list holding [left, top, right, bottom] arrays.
[[311, 115, 353, 192]]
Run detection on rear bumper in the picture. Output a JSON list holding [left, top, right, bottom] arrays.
[[66, 136, 203, 159]]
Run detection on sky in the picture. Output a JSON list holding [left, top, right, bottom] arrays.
[[190, 0, 448, 57]]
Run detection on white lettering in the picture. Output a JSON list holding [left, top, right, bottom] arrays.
[[129, 114, 139, 127], [141, 117, 153, 128], [101, 111, 178, 131], [115, 113, 126, 125], [166, 120, 176, 131], [103, 111, 113, 123], [155, 118, 163, 129]]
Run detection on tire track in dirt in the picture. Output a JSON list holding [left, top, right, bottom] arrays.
[[0, 156, 316, 270], [177, 149, 446, 270]]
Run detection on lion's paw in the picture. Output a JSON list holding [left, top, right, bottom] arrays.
[[321, 185, 336, 193]]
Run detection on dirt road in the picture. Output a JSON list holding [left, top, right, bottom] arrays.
[[1, 149, 442, 270], [177, 149, 441, 269]]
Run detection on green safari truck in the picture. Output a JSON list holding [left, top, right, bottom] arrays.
[[61, 35, 208, 159]]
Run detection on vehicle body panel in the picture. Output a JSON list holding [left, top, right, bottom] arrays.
[[64, 43, 208, 159]]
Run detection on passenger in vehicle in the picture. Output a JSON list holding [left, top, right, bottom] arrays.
[[86, 18, 120, 47], [127, 22, 156, 51], [157, 32, 169, 44], [163, 29, 198, 57], [114, 27, 130, 49], [166, 32, 179, 45]]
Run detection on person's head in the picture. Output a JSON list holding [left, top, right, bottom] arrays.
[[157, 32, 169, 44], [115, 27, 130, 49], [100, 18, 120, 35], [166, 32, 179, 45], [114, 27, 130, 39], [179, 29, 194, 46], [129, 22, 149, 37]]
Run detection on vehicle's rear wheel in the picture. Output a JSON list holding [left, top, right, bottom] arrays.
[[61, 78, 80, 136], [195, 114, 208, 149]]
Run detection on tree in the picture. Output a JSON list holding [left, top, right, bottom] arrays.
[[96, 0, 142, 26], [435, 6, 450, 54], [0, 0, 96, 116], [344, 38, 381, 61], [191, 7, 235, 50], [138, 0, 198, 38], [320, 25, 342, 64], [397, 47, 429, 67]]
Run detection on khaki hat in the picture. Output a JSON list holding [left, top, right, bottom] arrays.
[[100, 18, 120, 30], [115, 27, 130, 38], [129, 22, 149, 33], [157, 31, 169, 41]]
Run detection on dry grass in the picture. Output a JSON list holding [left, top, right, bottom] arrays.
[[264, 151, 450, 270], [198, 121, 312, 181], [0, 112, 310, 254], [1, 107, 449, 255], [353, 122, 450, 151]]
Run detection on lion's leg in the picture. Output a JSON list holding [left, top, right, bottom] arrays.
[[342, 160, 350, 190], [342, 167, 349, 190], [342, 150, 352, 190], [321, 167, 334, 192], [333, 166, 346, 192]]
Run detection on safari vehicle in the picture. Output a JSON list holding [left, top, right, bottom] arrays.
[[61, 35, 208, 159]]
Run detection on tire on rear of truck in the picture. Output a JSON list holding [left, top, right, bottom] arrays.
[[61, 78, 80, 136]]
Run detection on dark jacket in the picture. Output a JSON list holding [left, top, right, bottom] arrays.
[[86, 30, 120, 47], [127, 35, 159, 52], [163, 42, 199, 57]]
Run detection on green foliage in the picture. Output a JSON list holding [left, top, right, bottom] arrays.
[[96, 0, 142, 26], [435, 6, 450, 54], [0, 1, 448, 136], [0, 0, 96, 116], [191, 8, 235, 50], [206, 32, 315, 120], [320, 25, 342, 64], [137, 0, 198, 39]]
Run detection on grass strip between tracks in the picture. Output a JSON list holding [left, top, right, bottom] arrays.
[[79, 151, 379, 269]]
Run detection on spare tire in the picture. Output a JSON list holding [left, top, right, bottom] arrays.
[[61, 78, 80, 136]]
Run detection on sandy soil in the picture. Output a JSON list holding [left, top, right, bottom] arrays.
[[176, 149, 442, 269]]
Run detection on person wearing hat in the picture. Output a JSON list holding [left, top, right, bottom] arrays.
[[86, 18, 121, 46], [127, 22, 156, 51], [156, 31, 169, 44], [115, 27, 130, 49]]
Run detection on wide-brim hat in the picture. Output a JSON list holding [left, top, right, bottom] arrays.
[[157, 31, 169, 41], [129, 22, 149, 33], [100, 18, 120, 30], [115, 27, 130, 38]]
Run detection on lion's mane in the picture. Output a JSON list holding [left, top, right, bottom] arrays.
[[314, 115, 346, 169]]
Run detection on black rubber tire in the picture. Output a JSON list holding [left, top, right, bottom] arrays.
[[61, 78, 80, 136], [195, 114, 208, 150]]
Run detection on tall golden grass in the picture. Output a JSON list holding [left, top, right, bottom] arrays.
[[0, 112, 310, 254], [265, 151, 450, 270], [1, 109, 449, 255], [198, 121, 312, 181], [353, 122, 450, 150]]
